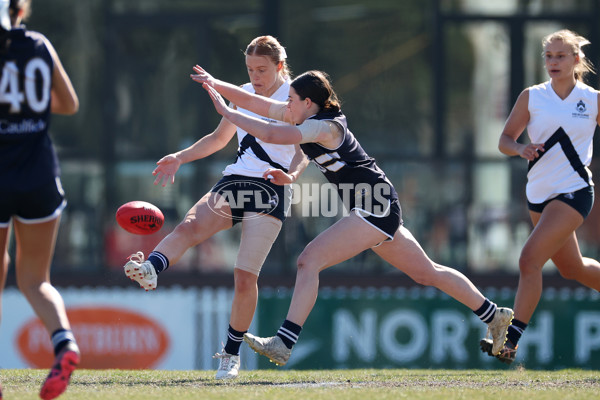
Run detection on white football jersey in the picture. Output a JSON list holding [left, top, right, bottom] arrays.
[[526, 80, 598, 203], [222, 80, 295, 178]]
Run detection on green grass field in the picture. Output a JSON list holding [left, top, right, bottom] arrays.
[[1, 368, 599, 400]]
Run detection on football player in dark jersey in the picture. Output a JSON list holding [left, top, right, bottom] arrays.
[[0, 1, 80, 398], [192, 66, 514, 367]]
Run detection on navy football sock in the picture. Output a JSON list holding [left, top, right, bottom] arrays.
[[507, 319, 528, 346], [148, 251, 169, 274], [224, 325, 246, 356], [277, 320, 302, 349], [474, 298, 497, 324]]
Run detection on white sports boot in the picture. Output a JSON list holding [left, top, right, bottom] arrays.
[[485, 307, 514, 355], [214, 351, 241, 379], [243, 333, 291, 366], [124, 251, 158, 291]]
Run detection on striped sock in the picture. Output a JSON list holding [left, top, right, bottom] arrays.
[[507, 319, 528, 346], [148, 251, 169, 274], [224, 325, 246, 356], [277, 320, 302, 349], [474, 299, 497, 324], [51, 329, 77, 356]]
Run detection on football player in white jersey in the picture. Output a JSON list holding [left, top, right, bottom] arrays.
[[483, 29, 600, 364], [123, 36, 308, 380]]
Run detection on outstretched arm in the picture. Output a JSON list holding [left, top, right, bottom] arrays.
[[191, 65, 285, 121], [202, 82, 302, 145], [153, 117, 237, 186]]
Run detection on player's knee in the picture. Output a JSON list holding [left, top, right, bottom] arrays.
[[234, 270, 258, 293], [518, 250, 543, 275], [172, 218, 203, 242], [412, 273, 433, 286], [409, 266, 437, 287], [296, 251, 320, 274]]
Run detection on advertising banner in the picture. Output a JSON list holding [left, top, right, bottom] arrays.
[[0, 287, 197, 370], [1, 286, 598, 370], [254, 286, 600, 370]]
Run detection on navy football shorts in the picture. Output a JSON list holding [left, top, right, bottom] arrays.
[[354, 198, 403, 242], [210, 174, 292, 225], [0, 176, 66, 227], [528, 186, 594, 219]]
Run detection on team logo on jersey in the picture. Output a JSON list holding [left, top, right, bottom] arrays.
[[572, 100, 589, 119]]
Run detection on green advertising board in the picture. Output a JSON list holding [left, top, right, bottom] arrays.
[[255, 286, 600, 370]]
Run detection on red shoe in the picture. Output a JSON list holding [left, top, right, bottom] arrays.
[[39, 343, 80, 400]]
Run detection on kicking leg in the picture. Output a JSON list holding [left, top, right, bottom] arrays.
[[124, 192, 233, 290]]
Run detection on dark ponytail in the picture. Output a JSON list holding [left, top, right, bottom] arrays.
[[291, 70, 340, 113]]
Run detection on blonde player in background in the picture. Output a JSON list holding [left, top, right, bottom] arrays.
[[481, 29, 600, 364]]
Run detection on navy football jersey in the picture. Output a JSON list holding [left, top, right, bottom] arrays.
[[0, 28, 57, 189], [299, 110, 398, 213]]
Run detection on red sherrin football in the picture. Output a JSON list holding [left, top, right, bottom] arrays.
[[116, 201, 164, 235]]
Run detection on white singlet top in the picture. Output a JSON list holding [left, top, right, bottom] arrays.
[[526, 80, 598, 203], [222, 80, 295, 178]]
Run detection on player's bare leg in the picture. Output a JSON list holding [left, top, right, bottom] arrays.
[[13, 218, 80, 400], [125, 192, 233, 290]]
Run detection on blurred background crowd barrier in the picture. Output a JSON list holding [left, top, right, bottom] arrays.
[[5, 0, 600, 287]]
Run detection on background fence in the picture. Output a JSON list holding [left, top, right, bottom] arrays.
[[2, 286, 599, 370]]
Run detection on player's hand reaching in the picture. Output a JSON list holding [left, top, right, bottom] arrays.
[[519, 143, 545, 161], [202, 83, 231, 118], [190, 65, 215, 86], [153, 154, 182, 186], [263, 168, 293, 186]]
